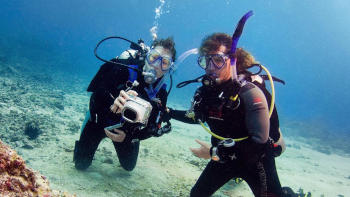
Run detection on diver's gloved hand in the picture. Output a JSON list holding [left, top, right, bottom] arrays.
[[272, 144, 283, 157], [211, 139, 237, 162], [161, 107, 172, 123]]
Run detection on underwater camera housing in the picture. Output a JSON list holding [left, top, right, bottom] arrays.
[[121, 95, 153, 126]]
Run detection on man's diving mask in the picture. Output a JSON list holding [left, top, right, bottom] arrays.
[[143, 48, 174, 84], [146, 49, 173, 71], [198, 54, 229, 70]]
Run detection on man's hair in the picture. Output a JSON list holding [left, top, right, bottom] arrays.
[[199, 33, 232, 56], [199, 33, 258, 74], [152, 37, 176, 62]]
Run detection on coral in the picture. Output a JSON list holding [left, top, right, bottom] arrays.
[[0, 139, 75, 197]]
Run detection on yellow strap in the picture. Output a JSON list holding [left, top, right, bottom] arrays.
[[199, 121, 248, 142]]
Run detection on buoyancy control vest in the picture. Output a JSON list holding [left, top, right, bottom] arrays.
[[193, 75, 285, 156]]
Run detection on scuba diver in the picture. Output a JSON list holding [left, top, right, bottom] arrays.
[[166, 11, 295, 196], [73, 37, 176, 171]]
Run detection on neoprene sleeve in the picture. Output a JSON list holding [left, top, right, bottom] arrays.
[[239, 82, 270, 144]]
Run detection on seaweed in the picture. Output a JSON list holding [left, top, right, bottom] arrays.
[[24, 121, 42, 140]]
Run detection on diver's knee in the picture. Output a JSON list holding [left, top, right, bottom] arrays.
[[190, 186, 205, 197], [73, 140, 93, 170], [189, 188, 196, 197], [118, 155, 137, 171], [190, 190, 200, 197], [74, 160, 92, 171], [120, 163, 136, 171], [117, 148, 138, 171]]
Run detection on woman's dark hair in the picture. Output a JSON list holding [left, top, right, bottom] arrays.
[[152, 37, 176, 62]]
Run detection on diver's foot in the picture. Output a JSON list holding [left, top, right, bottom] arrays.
[[74, 158, 92, 170], [281, 187, 311, 197]]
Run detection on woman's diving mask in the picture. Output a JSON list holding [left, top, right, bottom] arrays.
[[143, 47, 174, 84]]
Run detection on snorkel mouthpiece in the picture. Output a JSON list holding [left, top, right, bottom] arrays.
[[230, 10, 254, 80]]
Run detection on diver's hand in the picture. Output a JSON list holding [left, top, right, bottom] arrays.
[[153, 124, 171, 137], [110, 90, 138, 114], [104, 128, 126, 142], [190, 139, 211, 160], [161, 107, 172, 123]]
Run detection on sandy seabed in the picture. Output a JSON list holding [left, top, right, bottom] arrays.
[[18, 120, 350, 197], [0, 60, 349, 197]]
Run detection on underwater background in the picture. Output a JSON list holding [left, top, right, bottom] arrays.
[[1, 0, 350, 196]]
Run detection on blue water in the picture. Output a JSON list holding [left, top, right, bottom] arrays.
[[1, 0, 350, 142]]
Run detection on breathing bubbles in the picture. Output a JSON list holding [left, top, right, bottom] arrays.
[[150, 0, 169, 40], [150, 26, 158, 41]]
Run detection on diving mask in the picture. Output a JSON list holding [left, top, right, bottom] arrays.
[[143, 47, 174, 84], [198, 54, 229, 70], [146, 49, 173, 71]]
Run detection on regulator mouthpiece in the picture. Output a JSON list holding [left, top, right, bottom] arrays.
[[142, 70, 157, 84]]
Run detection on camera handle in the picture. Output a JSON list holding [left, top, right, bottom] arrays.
[[125, 80, 140, 92], [104, 122, 123, 131]]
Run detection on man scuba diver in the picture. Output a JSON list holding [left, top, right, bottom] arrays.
[[73, 37, 176, 171], [167, 11, 293, 196]]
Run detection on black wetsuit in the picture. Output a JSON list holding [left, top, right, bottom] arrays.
[[74, 58, 168, 171], [170, 80, 283, 197]]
